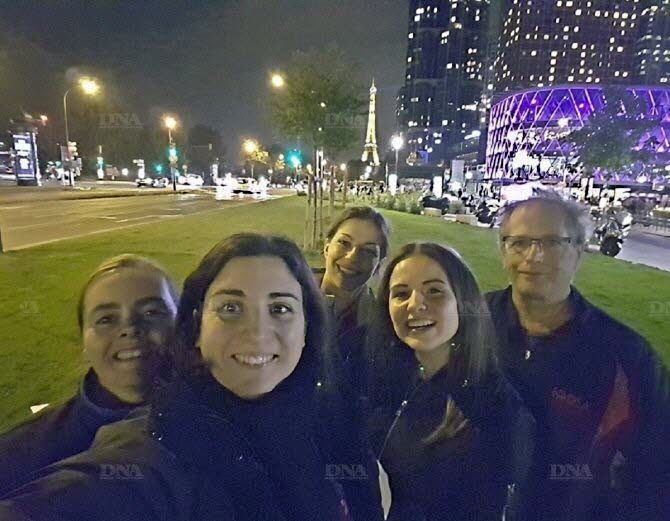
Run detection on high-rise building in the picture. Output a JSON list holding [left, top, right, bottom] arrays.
[[494, 0, 644, 92], [397, 0, 492, 165], [635, 0, 670, 84]]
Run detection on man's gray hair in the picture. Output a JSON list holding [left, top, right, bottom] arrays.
[[497, 189, 594, 246]]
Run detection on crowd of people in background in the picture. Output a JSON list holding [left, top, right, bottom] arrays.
[[0, 190, 668, 520]]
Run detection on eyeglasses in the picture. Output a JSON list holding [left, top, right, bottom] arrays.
[[331, 237, 380, 260], [502, 236, 578, 255]]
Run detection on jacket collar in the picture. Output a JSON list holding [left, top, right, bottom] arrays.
[[499, 285, 588, 335], [78, 369, 135, 430]]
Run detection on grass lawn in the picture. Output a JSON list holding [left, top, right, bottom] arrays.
[[1, 196, 668, 433]]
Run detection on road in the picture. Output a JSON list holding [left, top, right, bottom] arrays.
[[617, 230, 670, 272], [0, 192, 279, 251]]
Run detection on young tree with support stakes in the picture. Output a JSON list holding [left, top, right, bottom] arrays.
[[268, 47, 365, 250]]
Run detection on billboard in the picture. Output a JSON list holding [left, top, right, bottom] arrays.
[[12, 132, 39, 185]]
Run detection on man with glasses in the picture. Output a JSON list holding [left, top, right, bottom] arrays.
[[485, 190, 670, 520]]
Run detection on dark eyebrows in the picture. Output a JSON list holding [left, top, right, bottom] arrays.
[[210, 289, 245, 298], [423, 279, 447, 286], [210, 289, 299, 301], [269, 292, 300, 301], [337, 232, 379, 248], [390, 279, 447, 290]]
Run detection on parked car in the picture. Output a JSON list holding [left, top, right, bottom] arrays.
[[233, 177, 260, 194], [185, 173, 204, 186], [136, 177, 153, 188], [295, 182, 307, 196]]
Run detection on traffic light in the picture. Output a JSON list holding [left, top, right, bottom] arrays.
[[96, 156, 104, 168], [286, 150, 302, 169], [155, 164, 163, 173]]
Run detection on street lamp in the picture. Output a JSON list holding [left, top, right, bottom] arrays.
[[63, 76, 100, 186], [391, 134, 404, 177], [242, 139, 259, 178], [270, 73, 285, 89], [163, 115, 178, 191]]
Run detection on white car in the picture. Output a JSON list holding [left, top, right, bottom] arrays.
[[185, 174, 204, 186], [233, 177, 260, 194]]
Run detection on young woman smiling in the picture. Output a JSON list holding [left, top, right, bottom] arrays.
[[368, 242, 536, 521], [317, 206, 390, 396], [0, 255, 178, 495]]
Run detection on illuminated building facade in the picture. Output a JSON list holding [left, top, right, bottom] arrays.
[[635, 0, 670, 84], [494, 0, 643, 91], [485, 84, 670, 183], [397, 0, 492, 165]]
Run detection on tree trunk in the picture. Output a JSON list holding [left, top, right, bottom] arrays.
[[329, 165, 335, 220], [318, 175, 324, 244], [304, 174, 313, 250], [342, 168, 349, 208], [312, 176, 319, 249]]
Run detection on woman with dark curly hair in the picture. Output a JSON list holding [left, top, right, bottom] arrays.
[[368, 242, 536, 521], [0, 234, 383, 521]]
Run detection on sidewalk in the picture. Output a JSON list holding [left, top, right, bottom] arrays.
[[633, 224, 670, 239]]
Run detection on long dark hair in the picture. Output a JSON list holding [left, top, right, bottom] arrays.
[[373, 242, 499, 443], [173, 233, 330, 392]]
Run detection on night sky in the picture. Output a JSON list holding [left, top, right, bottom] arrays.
[[0, 0, 407, 160]]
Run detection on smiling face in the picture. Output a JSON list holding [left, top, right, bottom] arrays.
[[82, 268, 177, 403], [322, 218, 383, 294], [501, 202, 583, 304], [388, 254, 459, 355], [197, 256, 306, 399]]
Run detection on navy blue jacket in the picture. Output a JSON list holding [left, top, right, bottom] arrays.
[[0, 374, 384, 521], [368, 342, 536, 521], [0, 369, 135, 496], [486, 286, 670, 520]]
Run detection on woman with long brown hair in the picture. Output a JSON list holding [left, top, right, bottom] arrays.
[[368, 242, 536, 521]]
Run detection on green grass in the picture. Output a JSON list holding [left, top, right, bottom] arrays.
[[1, 196, 668, 433]]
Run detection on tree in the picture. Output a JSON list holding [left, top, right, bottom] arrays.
[[268, 47, 366, 249], [269, 47, 365, 154], [561, 87, 656, 179]]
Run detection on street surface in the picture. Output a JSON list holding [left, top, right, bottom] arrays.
[[0, 190, 283, 251], [617, 230, 670, 272], [1, 182, 668, 272]]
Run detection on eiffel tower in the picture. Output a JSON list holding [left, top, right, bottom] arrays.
[[361, 79, 380, 166]]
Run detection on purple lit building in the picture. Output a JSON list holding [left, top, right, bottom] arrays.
[[485, 84, 670, 182]]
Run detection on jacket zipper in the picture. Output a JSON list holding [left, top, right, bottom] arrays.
[[376, 374, 426, 461]]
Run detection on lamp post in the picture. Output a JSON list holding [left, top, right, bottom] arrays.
[[163, 115, 178, 191], [63, 77, 99, 186], [243, 138, 259, 179], [391, 134, 404, 177]]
